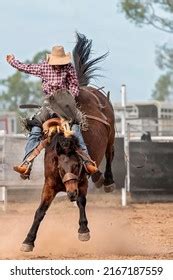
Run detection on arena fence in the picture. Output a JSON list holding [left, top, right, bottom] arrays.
[[0, 133, 44, 211]]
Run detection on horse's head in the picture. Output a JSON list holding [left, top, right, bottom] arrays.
[[52, 133, 82, 201], [58, 153, 82, 201]]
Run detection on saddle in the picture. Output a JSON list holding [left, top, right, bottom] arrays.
[[43, 117, 74, 140], [26, 118, 74, 163], [26, 118, 97, 174]]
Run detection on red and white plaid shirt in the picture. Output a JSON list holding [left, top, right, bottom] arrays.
[[10, 59, 79, 97]]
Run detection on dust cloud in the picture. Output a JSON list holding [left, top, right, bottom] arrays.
[[0, 193, 172, 259]]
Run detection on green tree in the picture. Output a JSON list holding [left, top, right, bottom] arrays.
[[152, 73, 173, 100], [118, 0, 173, 100], [0, 50, 48, 111], [119, 0, 173, 33]]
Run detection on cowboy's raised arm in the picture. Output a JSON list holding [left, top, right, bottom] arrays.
[[6, 54, 42, 77], [66, 63, 79, 97]]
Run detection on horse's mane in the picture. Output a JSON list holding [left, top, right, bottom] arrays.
[[73, 32, 108, 86], [50, 133, 80, 156]]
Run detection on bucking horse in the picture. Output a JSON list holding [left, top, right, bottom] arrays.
[[21, 32, 115, 252]]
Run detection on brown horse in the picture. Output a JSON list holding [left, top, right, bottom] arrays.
[[20, 33, 115, 252]]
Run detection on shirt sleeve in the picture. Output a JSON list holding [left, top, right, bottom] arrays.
[[9, 59, 42, 77], [66, 63, 79, 97]]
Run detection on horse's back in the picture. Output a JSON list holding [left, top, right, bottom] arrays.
[[77, 86, 115, 125], [76, 86, 115, 165]]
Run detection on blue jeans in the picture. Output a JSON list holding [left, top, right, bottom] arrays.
[[23, 124, 88, 160], [72, 124, 88, 153], [23, 126, 42, 160]]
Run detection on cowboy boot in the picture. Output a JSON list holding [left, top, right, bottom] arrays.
[[13, 161, 33, 180], [84, 160, 98, 174], [13, 139, 48, 179], [76, 149, 98, 174]]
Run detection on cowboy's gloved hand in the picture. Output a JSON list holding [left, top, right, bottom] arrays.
[[6, 54, 15, 63]]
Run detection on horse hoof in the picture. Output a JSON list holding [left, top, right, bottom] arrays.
[[78, 232, 90, 241], [94, 175, 104, 189], [20, 243, 34, 252], [104, 183, 115, 193]]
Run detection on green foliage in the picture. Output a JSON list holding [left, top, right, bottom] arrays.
[[119, 0, 173, 100], [119, 0, 173, 32], [0, 50, 48, 112], [0, 72, 41, 111], [152, 72, 173, 100], [154, 43, 173, 101], [120, 0, 148, 26], [156, 44, 173, 71], [153, 45, 173, 100], [27, 50, 48, 64]]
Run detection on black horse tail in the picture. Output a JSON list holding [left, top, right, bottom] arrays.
[[72, 32, 108, 87]]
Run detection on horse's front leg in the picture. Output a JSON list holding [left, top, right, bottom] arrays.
[[21, 180, 57, 252], [77, 182, 90, 242]]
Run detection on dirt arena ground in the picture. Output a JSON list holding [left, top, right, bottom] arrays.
[[0, 192, 173, 260]]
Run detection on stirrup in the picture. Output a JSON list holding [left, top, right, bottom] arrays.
[[83, 160, 98, 174], [20, 161, 32, 180], [20, 173, 30, 180], [13, 161, 32, 178]]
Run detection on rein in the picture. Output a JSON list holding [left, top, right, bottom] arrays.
[[86, 115, 110, 128], [80, 86, 111, 132], [81, 87, 107, 119]]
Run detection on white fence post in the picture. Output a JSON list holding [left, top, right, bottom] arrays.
[[0, 131, 6, 211], [126, 122, 130, 192], [121, 84, 127, 206], [0, 186, 7, 212], [121, 84, 126, 137], [2, 186, 7, 211], [120, 85, 131, 206]]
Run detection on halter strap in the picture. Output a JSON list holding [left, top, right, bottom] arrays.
[[62, 173, 78, 183]]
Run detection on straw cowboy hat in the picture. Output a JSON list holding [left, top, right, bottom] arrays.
[[47, 46, 71, 65]]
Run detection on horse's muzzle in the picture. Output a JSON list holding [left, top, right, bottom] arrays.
[[67, 189, 78, 201], [63, 172, 79, 201]]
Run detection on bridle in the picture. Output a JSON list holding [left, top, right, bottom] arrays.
[[62, 173, 78, 184]]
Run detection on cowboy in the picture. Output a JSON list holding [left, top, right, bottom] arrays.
[[6, 45, 98, 178]]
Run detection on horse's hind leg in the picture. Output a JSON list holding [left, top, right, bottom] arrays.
[[103, 138, 115, 193], [20, 181, 57, 252]]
